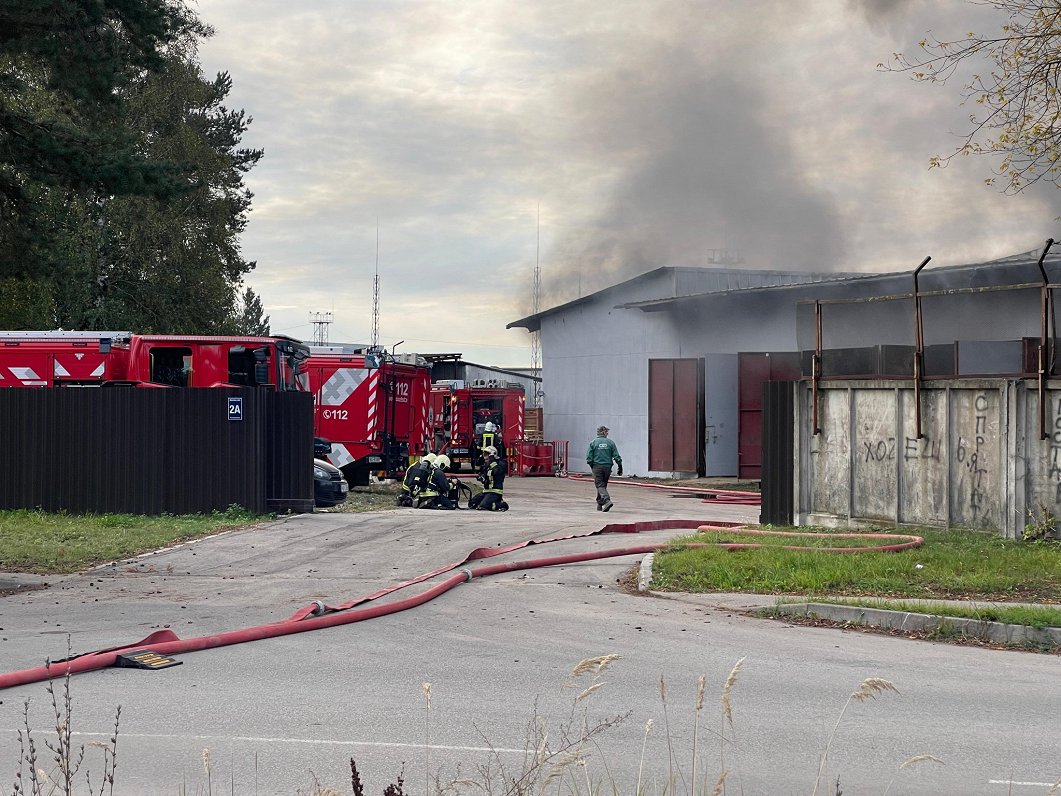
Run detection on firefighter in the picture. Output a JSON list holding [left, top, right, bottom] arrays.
[[469, 446, 508, 511], [416, 454, 457, 509], [476, 420, 505, 466], [398, 452, 435, 507]]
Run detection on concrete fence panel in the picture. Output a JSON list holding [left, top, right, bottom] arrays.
[[796, 379, 1044, 537]]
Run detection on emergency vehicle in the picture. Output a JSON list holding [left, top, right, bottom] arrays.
[[0, 331, 310, 391], [429, 379, 525, 471], [306, 345, 432, 484]]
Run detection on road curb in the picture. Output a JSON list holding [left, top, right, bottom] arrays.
[[637, 553, 655, 592], [775, 602, 1061, 648]]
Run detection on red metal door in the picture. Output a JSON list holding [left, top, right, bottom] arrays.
[[738, 352, 800, 479], [649, 358, 701, 472]]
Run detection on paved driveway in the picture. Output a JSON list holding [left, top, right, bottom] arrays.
[[0, 478, 1057, 795]]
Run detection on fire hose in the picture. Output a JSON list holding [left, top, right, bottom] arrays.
[[0, 521, 921, 691], [566, 473, 761, 504]]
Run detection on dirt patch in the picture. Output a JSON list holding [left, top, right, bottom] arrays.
[[0, 582, 48, 599]]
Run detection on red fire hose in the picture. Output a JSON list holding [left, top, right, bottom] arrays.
[[565, 474, 762, 504], [0, 521, 921, 691]]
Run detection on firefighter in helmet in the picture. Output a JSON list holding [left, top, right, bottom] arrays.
[[475, 420, 505, 468], [398, 452, 435, 507], [416, 454, 458, 509], [469, 446, 508, 511]]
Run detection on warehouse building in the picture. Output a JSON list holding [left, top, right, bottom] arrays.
[[508, 248, 1060, 480]]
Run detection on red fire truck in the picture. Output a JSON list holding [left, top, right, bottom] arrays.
[[429, 379, 525, 471], [306, 345, 432, 484], [0, 331, 310, 391]]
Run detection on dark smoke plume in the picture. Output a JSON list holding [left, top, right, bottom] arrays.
[[540, 23, 846, 307]]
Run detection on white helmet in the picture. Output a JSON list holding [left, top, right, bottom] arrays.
[[483, 445, 498, 457], [434, 454, 451, 470], [421, 452, 437, 465], [484, 422, 497, 432]]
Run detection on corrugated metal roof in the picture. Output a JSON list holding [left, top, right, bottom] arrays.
[[506, 266, 873, 331], [614, 247, 1061, 312], [508, 245, 1061, 330]]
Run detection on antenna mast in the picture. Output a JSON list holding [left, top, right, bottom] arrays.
[[371, 220, 380, 351], [531, 205, 542, 408]]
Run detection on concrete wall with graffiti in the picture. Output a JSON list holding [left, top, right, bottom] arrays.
[[794, 379, 1061, 538]]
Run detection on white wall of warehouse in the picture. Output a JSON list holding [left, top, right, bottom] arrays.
[[532, 258, 1054, 481], [538, 270, 820, 478]]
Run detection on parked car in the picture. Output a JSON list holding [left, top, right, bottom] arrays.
[[314, 458, 348, 508]]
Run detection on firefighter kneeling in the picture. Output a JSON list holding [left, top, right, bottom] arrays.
[[416, 454, 460, 510], [397, 452, 436, 507], [469, 446, 508, 511]]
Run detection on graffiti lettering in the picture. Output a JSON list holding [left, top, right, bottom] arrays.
[[969, 392, 990, 519], [952, 392, 993, 520], [1049, 396, 1061, 490], [903, 436, 941, 461], [862, 438, 896, 462]]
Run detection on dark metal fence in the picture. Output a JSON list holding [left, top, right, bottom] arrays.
[[0, 388, 313, 515], [760, 380, 795, 526]]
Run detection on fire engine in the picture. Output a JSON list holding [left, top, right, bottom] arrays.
[[429, 379, 525, 471], [306, 345, 432, 484], [0, 330, 310, 391]]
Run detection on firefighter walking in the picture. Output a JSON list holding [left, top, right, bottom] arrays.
[[469, 446, 508, 511], [586, 425, 622, 511]]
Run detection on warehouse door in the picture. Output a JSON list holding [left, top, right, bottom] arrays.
[[649, 358, 703, 473], [737, 352, 800, 479]]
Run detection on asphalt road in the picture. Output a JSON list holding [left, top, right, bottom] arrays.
[[0, 478, 1058, 795]]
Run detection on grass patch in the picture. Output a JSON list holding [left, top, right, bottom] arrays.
[[651, 526, 1061, 603], [327, 482, 405, 513], [777, 597, 1061, 629], [0, 505, 265, 574]]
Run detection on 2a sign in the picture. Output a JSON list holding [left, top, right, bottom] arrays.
[[228, 397, 244, 421]]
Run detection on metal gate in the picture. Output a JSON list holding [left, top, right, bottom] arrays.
[[648, 358, 703, 474]]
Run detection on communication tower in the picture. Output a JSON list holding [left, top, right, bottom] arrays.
[[309, 311, 333, 345], [531, 206, 543, 408], [371, 222, 380, 351]]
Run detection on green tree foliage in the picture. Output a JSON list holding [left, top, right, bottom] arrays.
[[223, 287, 271, 336], [51, 45, 267, 333], [0, 1, 270, 335], [0, 0, 195, 269], [0, 277, 53, 327], [886, 1, 1061, 193]]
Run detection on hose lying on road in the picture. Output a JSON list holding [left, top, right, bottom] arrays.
[[0, 521, 921, 691], [565, 473, 762, 504]]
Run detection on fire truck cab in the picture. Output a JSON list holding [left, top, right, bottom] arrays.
[[306, 345, 432, 485], [430, 380, 525, 471], [0, 331, 310, 391], [120, 335, 309, 391]]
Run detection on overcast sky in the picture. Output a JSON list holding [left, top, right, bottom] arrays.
[[194, 0, 1061, 367]]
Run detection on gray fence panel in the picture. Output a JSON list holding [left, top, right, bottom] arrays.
[[761, 380, 795, 525]]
